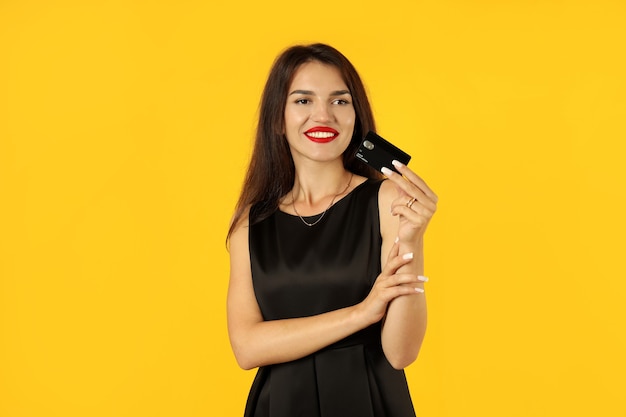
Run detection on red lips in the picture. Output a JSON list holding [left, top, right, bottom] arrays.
[[304, 126, 339, 143]]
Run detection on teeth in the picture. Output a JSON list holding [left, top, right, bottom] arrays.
[[307, 131, 336, 139]]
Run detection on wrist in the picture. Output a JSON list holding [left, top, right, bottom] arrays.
[[397, 236, 423, 252], [351, 302, 379, 328]]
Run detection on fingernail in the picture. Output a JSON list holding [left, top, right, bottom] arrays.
[[392, 160, 404, 169], [418, 275, 429, 282], [402, 252, 414, 260], [381, 167, 393, 176], [394, 236, 399, 243], [415, 287, 425, 293]]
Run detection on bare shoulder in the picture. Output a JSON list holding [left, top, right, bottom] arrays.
[[227, 205, 257, 315], [378, 178, 397, 206], [227, 204, 264, 366], [378, 179, 398, 220], [228, 206, 251, 262]]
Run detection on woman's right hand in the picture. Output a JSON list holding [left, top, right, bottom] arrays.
[[355, 241, 426, 325]]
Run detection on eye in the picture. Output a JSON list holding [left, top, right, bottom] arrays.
[[332, 98, 351, 105], [295, 98, 310, 104]]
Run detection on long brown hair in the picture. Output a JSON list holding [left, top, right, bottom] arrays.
[[227, 43, 382, 241]]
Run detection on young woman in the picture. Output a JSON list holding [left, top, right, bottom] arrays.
[[227, 43, 437, 417]]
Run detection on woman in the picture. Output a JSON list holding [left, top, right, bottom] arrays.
[[227, 43, 437, 417]]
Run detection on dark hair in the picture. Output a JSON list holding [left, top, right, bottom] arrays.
[[227, 43, 382, 241]]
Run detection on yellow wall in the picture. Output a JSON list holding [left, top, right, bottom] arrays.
[[1, 1, 625, 416]]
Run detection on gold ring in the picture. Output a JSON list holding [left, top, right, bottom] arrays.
[[407, 197, 416, 209]]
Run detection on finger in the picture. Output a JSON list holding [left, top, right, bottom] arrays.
[[376, 283, 425, 302], [381, 252, 412, 277], [382, 168, 434, 213], [387, 285, 425, 296], [392, 201, 436, 221], [387, 161, 438, 204], [386, 237, 400, 260], [383, 251, 415, 275], [397, 287, 425, 295], [388, 273, 429, 287], [391, 160, 438, 203], [388, 275, 429, 297], [392, 194, 437, 215]]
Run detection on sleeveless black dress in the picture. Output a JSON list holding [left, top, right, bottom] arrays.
[[245, 179, 416, 417]]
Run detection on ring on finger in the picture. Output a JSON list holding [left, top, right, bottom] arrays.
[[406, 197, 417, 209]]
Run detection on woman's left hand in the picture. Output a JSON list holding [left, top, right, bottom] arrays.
[[381, 160, 438, 243]]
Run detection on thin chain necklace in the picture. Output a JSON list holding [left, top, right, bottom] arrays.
[[292, 173, 353, 227]]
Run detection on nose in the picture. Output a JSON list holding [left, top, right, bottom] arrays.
[[312, 102, 333, 123]]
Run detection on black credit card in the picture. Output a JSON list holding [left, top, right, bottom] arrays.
[[355, 131, 411, 173]]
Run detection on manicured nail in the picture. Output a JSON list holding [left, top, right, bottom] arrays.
[[402, 252, 414, 260], [381, 167, 393, 176], [392, 160, 404, 169], [394, 236, 399, 243], [418, 275, 429, 282], [415, 287, 425, 293]]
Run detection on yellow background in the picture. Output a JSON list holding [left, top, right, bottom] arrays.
[[1, 1, 625, 416]]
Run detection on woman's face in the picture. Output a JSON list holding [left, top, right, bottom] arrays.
[[283, 61, 356, 165]]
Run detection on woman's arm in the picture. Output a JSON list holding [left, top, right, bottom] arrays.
[[227, 210, 420, 370], [378, 162, 438, 369]]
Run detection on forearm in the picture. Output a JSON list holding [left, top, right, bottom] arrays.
[[381, 237, 428, 369], [230, 304, 371, 370]]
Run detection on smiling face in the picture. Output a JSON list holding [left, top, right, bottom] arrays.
[[283, 61, 356, 165]]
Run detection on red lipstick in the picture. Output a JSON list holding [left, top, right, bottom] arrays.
[[304, 126, 339, 143]]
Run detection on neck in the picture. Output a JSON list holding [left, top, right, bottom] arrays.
[[292, 162, 351, 206]]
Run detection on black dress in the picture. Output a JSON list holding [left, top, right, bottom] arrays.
[[245, 179, 416, 417]]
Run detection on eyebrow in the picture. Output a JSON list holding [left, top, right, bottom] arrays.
[[288, 89, 351, 96]]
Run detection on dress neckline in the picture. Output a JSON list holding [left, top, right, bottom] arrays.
[[277, 178, 374, 220]]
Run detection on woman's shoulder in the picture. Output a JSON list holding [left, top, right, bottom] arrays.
[[376, 178, 401, 242], [377, 177, 395, 200], [230, 204, 252, 238]]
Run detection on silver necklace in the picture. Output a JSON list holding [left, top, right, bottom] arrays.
[[292, 173, 353, 227]]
